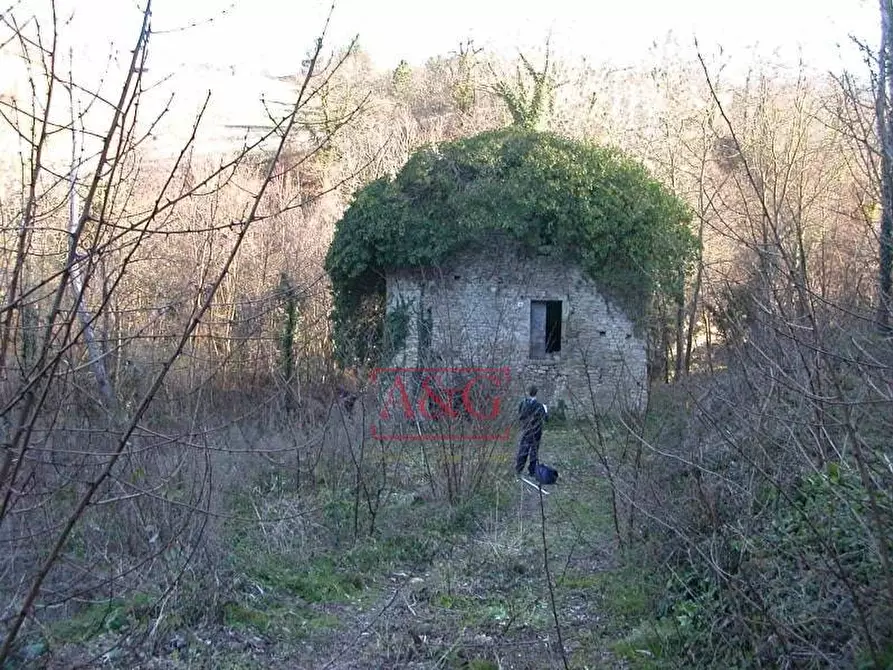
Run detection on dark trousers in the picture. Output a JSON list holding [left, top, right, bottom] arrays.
[[515, 435, 540, 475]]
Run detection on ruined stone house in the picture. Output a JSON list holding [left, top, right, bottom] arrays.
[[384, 233, 648, 415]]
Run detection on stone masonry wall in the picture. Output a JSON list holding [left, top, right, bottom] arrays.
[[385, 235, 647, 415]]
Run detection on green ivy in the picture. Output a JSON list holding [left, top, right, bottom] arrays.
[[324, 128, 697, 367], [383, 298, 411, 359]]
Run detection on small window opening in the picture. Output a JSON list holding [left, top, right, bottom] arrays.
[[530, 300, 562, 359]]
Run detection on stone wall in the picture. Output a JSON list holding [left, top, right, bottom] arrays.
[[384, 236, 648, 415]]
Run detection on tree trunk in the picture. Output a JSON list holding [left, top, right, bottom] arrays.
[[69, 165, 115, 408], [877, 0, 893, 331], [673, 298, 685, 381]]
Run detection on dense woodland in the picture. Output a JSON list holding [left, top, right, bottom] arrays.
[[1, 2, 892, 668]]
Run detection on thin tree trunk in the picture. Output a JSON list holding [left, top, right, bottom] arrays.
[[877, 0, 893, 331], [685, 145, 710, 375], [68, 73, 115, 409], [684, 253, 705, 374], [673, 298, 685, 381]]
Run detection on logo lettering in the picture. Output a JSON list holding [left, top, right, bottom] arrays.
[[370, 367, 511, 441]]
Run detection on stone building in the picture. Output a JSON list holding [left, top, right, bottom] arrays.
[[384, 234, 648, 415]]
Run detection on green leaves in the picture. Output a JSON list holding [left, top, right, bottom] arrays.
[[324, 128, 697, 366]]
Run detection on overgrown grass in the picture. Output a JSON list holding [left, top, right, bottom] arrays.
[[11, 423, 687, 668], [47, 593, 155, 644], [584, 370, 893, 670], [205, 425, 653, 667]]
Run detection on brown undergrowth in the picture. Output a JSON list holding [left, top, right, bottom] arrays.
[[7, 421, 656, 670]]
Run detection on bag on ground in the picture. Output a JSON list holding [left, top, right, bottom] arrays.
[[535, 462, 559, 485]]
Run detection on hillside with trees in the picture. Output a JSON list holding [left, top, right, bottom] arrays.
[[0, 2, 890, 668]]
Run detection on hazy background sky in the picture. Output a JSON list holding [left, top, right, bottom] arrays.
[[0, 0, 880, 156], [144, 0, 876, 73]]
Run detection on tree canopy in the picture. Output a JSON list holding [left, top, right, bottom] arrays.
[[324, 127, 697, 366]]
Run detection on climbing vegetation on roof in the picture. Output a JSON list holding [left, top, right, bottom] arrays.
[[324, 127, 697, 366]]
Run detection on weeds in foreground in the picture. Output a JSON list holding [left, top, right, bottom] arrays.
[[9, 427, 645, 668]]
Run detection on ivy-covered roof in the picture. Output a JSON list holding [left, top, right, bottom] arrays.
[[324, 127, 696, 366]]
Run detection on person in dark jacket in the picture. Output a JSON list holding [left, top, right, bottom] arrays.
[[515, 385, 548, 476]]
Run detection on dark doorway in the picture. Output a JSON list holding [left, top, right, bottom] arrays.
[[530, 300, 562, 358]]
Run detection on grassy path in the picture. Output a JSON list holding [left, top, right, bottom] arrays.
[[214, 430, 650, 669], [30, 430, 665, 669]]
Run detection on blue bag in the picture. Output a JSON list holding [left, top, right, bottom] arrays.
[[535, 463, 558, 485]]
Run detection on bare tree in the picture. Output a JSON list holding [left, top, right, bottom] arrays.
[[0, 1, 363, 662], [876, 0, 893, 330]]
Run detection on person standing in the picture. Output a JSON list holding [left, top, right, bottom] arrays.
[[515, 385, 548, 476]]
